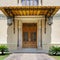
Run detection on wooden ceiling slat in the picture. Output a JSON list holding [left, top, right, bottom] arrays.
[[12, 10, 16, 15], [52, 9, 59, 16], [12, 10, 16, 16], [37, 10, 41, 15], [19, 10, 23, 16], [14, 10, 18, 15], [34, 10, 37, 15], [47, 8, 55, 17], [1, 9, 8, 16], [22, 10, 26, 16], [5, 9, 13, 16], [26, 10, 29, 15], [30, 10, 33, 15], [44, 10, 48, 16], [17, 10, 21, 16]]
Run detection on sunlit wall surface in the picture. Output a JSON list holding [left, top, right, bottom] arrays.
[[0, 0, 60, 6]]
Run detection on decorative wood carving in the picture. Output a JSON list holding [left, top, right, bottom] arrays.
[[44, 16, 47, 34]]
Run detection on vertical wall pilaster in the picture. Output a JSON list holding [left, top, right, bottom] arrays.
[[19, 20, 22, 49], [37, 20, 41, 49]]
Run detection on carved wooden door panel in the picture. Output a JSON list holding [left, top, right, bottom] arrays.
[[22, 23, 37, 48]]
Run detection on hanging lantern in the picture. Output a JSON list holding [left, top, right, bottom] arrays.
[[7, 17, 13, 26], [47, 16, 53, 25]]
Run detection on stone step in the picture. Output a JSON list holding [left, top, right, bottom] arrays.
[[13, 48, 48, 53]]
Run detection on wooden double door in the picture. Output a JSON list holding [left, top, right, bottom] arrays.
[[22, 23, 37, 48]]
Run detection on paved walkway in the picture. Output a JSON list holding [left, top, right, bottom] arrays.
[[5, 53, 55, 60]]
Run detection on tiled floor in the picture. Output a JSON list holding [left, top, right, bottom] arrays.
[[5, 53, 55, 60]]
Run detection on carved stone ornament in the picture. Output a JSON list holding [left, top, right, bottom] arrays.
[[47, 16, 53, 25], [7, 17, 13, 26]]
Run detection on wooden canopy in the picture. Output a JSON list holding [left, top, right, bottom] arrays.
[[0, 6, 60, 17]]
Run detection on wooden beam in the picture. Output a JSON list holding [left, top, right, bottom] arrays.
[[22, 9, 26, 16], [12, 10, 16, 15], [47, 8, 55, 17], [19, 10, 23, 16], [0, 9, 8, 16], [26, 10, 29, 15], [52, 8, 59, 16]]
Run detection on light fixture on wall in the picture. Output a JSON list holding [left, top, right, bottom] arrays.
[[7, 17, 13, 26], [47, 16, 53, 25]]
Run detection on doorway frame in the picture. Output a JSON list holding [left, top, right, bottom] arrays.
[[22, 23, 37, 48]]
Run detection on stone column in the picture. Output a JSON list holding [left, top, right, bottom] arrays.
[[37, 20, 41, 49], [18, 20, 22, 49]]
